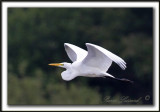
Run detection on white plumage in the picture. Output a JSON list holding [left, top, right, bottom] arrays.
[[49, 43, 133, 83], [64, 43, 87, 62]]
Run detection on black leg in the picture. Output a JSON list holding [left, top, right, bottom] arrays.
[[114, 77, 134, 84], [104, 76, 134, 84]]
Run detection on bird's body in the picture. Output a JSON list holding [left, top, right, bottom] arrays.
[[49, 43, 133, 83], [61, 62, 103, 81]]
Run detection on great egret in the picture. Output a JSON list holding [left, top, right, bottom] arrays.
[[49, 43, 133, 83]]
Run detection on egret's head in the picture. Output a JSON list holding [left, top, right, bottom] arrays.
[[48, 62, 71, 69]]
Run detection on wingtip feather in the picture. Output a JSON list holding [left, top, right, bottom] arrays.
[[85, 43, 92, 46], [64, 43, 70, 46]]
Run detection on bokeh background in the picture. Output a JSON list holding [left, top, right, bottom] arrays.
[[8, 8, 153, 105]]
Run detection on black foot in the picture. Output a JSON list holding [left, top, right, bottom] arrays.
[[115, 78, 134, 84]]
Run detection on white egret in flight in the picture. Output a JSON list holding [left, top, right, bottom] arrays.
[[49, 43, 133, 83]]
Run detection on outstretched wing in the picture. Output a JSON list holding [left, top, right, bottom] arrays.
[[64, 43, 88, 62], [82, 43, 126, 72]]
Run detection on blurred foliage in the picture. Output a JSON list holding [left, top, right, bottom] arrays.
[[8, 8, 153, 105]]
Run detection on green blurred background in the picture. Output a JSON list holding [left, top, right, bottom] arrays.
[[8, 8, 153, 105]]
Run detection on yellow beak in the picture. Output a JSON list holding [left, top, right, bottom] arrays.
[[48, 63, 63, 66]]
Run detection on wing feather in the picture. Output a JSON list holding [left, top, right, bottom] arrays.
[[82, 43, 126, 72], [64, 43, 88, 62]]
